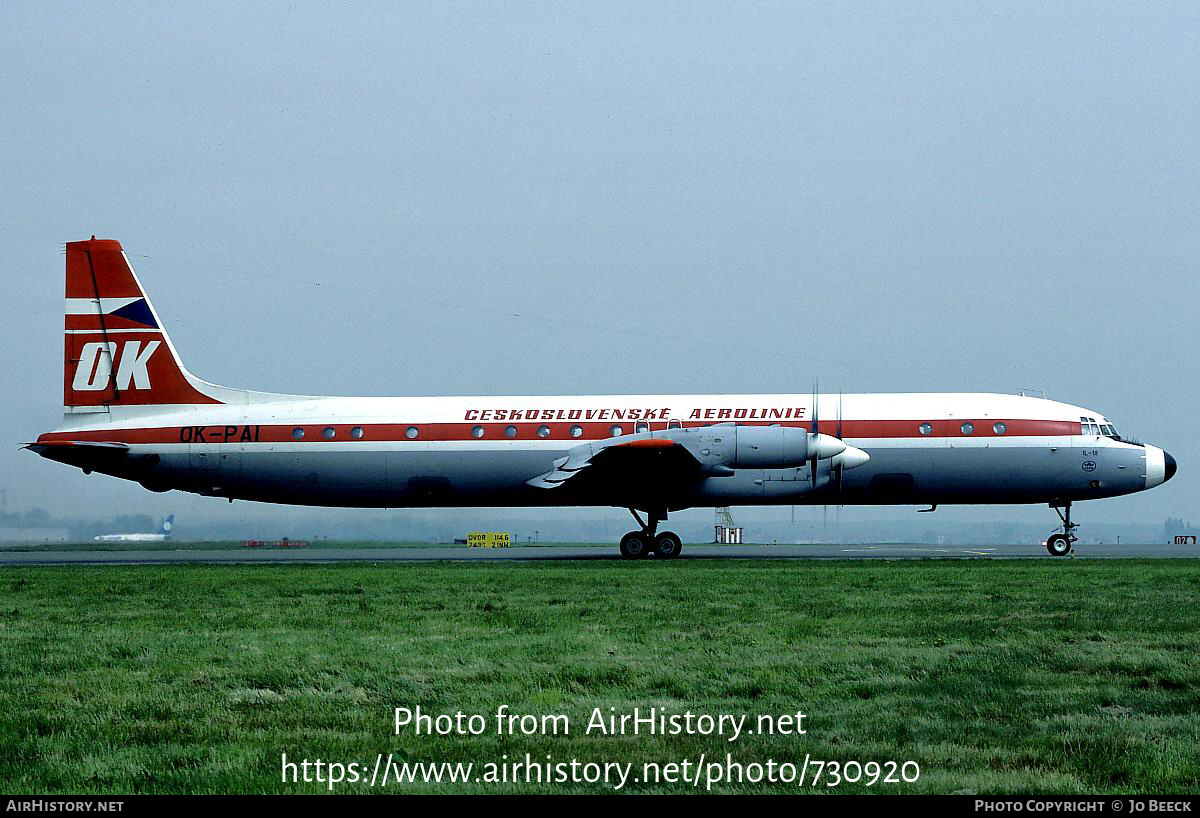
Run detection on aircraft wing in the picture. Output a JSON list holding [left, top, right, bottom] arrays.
[[527, 437, 705, 490]]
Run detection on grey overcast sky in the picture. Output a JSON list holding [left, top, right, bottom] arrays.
[[1, 1, 1196, 526]]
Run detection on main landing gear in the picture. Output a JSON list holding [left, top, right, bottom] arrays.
[[1046, 503, 1078, 557], [619, 509, 683, 560]]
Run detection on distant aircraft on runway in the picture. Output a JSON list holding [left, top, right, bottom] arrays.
[[29, 238, 1176, 558], [94, 514, 174, 543]]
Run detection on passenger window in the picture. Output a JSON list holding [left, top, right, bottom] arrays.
[[505, 425, 518, 438]]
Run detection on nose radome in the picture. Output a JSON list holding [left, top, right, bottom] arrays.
[[1144, 445, 1174, 489]]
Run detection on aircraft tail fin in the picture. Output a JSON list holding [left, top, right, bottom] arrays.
[[161, 514, 175, 535], [64, 237, 221, 412]]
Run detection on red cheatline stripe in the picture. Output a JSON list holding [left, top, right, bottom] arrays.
[[36, 418, 1080, 446]]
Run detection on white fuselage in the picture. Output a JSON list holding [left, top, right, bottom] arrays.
[[38, 391, 1168, 512]]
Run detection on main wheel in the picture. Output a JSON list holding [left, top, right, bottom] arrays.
[[654, 531, 683, 559], [619, 532, 649, 559], [1046, 534, 1071, 557]]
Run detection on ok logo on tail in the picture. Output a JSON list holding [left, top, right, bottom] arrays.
[[72, 340, 162, 391]]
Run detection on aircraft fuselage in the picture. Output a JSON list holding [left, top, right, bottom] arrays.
[[36, 392, 1168, 511]]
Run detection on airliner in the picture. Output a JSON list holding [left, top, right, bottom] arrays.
[[94, 514, 174, 543], [29, 238, 1176, 558]]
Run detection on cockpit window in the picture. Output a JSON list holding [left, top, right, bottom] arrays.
[[1083, 416, 1122, 440]]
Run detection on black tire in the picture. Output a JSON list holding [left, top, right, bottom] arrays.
[[1046, 534, 1071, 557], [654, 531, 683, 559], [619, 532, 649, 559]]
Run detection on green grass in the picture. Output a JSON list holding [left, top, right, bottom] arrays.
[[1, 560, 1198, 794]]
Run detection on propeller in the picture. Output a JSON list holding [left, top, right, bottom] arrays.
[[809, 382, 819, 488], [822, 391, 845, 516], [832, 392, 845, 539], [810, 383, 869, 491], [833, 391, 844, 495]]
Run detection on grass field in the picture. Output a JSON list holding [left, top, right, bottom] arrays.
[[1, 559, 1198, 794]]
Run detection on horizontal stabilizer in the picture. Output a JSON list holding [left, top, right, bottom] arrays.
[[25, 440, 130, 451]]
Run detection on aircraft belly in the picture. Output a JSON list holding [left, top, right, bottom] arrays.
[[834, 443, 1145, 504], [211, 448, 565, 507], [139, 440, 1149, 508]]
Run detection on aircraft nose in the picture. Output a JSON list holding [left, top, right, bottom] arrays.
[[1144, 445, 1175, 489]]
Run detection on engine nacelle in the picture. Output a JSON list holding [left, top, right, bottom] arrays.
[[660, 425, 848, 471], [733, 425, 812, 468]]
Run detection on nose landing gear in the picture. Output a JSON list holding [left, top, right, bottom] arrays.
[[619, 509, 683, 560], [1046, 503, 1078, 557]]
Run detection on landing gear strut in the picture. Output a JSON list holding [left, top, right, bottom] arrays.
[[1046, 503, 1077, 557], [619, 509, 683, 560]]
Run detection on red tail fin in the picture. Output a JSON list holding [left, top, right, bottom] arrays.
[[64, 237, 220, 410]]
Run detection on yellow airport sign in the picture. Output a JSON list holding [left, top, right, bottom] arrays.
[[467, 531, 511, 548]]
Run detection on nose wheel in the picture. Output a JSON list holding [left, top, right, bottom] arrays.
[[1046, 503, 1078, 557], [619, 509, 683, 559], [1045, 533, 1072, 557]]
